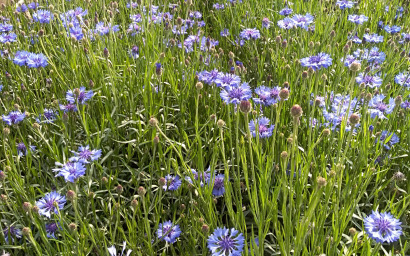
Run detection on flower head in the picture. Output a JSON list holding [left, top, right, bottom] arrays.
[[70, 145, 101, 163], [277, 17, 296, 29], [279, 7, 293, 16], [300, 53, 332, 71], [355, 73, 382, 88], [162, 175, 182, 191], [210, 174, 225, 196], [108, 241, 132, 256], [33, 10, 54, 24], [3, 226, 22, 243], [249, 117, 275, 138], [368, 95, 395, 119], [336, 0, 356, 9], [53, 161, 86, 183], [27, 53, 48, 68], [45, 222, 61, 238], [394, 72, 410, 87], [207, 227, 244, 256], [66, 87, 94, 104], [239, 28, 260, 40], [220, 83, 252, 104], [384, 25, 401, 34], [157, 221, 181, 244], [36, 191, 66, 218], [2, 111, 25, 125], [364, 211, 402, 243], [377, 131, 400, 150], [185, 168, 211, 187], [348, 14, 368, 25], [16, 142, 36, 157]]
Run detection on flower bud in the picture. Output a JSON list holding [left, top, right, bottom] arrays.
[[67, 190, 76, 201], [201, 224, 209, 233], [239, 100, 251, 113], [23, 202, 32, 212], [290, 104, 303, 118], [317, 176, 327, 187], [280, 151, 288, 159], [158, 177, 166, 187], [349, 227, 357, 236], [138, 186, 146, 196], [149, 117, 158, 127], [196, 82, 203, 90], [279, 88, 290, 100], [217, 119, 225, 128], [131, 199, 138, 209], [323, 129, 331, 137], [394, 95, 403, 105], [115, 184, 123, 194], [22, 227, 31, 236], [349, 62, 361, 72], [68, 223, 77, 232], [349, 113, 360, 125]]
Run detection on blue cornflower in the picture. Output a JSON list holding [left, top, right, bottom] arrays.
[[401, 101, 410, 110], [384, 25, 401, 34], [220, 28, 230, 37], [364, 211, 402, 243], [68, 26, 84, 41], [336, 0, 356, 9], [377, 131, 400, 150], [213, 3, 225, 10], [53, 161, 86, 183], [16, 4, 28, 12], [66, 87, 94, 104], [210, 174, 225, 196], [95, 22, 119, 36], [239, 28, 260, 40], [197, 69, 221, 85], [363, 33, 383, 43], [292, 13, 314, 29], [70, 145, 101, 163], [300, 53, 332, 71], [59, 103, 78, 112], [394, 72, 410, 87], [0, 22, 13, 32], [249, 117, 275, 138], [108, 241, 132, 256], [262, 18, 272, 29], [321, 94, 360, 131], [157, 221, 181, 244], [185, 168, 211, 187], [16, 142, 36, 157], [130, 14, 142, 23], [28, 2, 39, 9], [368, 95, 395, 119], [348, 14, 368, 25], [162, 175, 182, 191], [0, 84, 3, 92], [220, 83, 252, 104], [45, 222, 61, 238], [214, 73, 241, 88], [341, 55, 360, 67], [3, 226, 22, 243], [27, 53, 48, 68], [253, 86, 275, 106], [2, 111, 25, 125], [13, 51, 30, 66], [36, 191, 66, 218], [127, 23, 143, 35], [353, 47, 386, 63], [349, 33, 362, 44], [399, 33, 410, 44], [355, 73, 382, 88], [0, 33, 17, 43], [33, 10, 54, 24], [129, 45, 139, 59], [126, 2, 139, 8], [207, 227, 244, 256], [277, 17, 296, 29], [279, 7, 293, 16]]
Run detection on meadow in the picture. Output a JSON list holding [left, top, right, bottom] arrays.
[[0, 0, 409, 255]]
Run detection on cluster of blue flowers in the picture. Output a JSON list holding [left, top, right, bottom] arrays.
[[13, 51, 48, 68]]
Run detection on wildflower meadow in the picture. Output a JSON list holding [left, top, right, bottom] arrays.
[[0, 0, 409, 255]]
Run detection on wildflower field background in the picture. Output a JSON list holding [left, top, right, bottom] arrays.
[[0, 0, 409, 255]]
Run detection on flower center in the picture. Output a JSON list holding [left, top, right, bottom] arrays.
[[229, 88, 244, 99], [258, 125, 268, 133], [218, 236, 235, 253], [376, 103, 387, 112]]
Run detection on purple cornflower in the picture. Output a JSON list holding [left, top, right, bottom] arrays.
[[33, 10, 54, 24], [210, 174, 225, 196], [384, 25, 401, 34], [300, 53, 332, 70], [185, 168, 211, 187], [220, 83, 252, 104], [253, 86, 275, 106], [336, 0, 356, 9], [363, 33, 383, 43], [368, 95, 395, 119], [348, 14, 368, 25], [36, 191, 66, 218], [277, 17, 296, 29], [155, 63, 162, 76], [13, 51, 30, 66], [53, 161, 86, 183], [66, 87, 94, 104], [394, 72, 410, 87], [399, 33, 410, 44], [127, 23, 143, 35], [59, 103, 78, 113], [377, 131, 400, 150], [16, 4, 28, 12], [279, 7, 293, 16], [16, 142, 36, 157], [27, 53, 48, 68], [249, 117, 275, 138], [239, 28, 260, 40], [45, 222, 61, 238], [162, 175, 182, 191], [108, 241, 132, 256], [292, 13, 314, 29], [126, 2, 139, 8], [2, 111, 25, 125], [401, 101, 410, 110], [157, 221, 181, 244], [3, 226, 22, 243], [214, 73, 241, 88], [341, 55, 360, 67], [353, 47, 386, 63], [70, 145, 102, 163], [364, 211, 402, 243], [197, 69, 221, 85], [262, 18, 272, 29], [207, 227, 244, 256], [129, 46, 139, 59], [0, 22, 12, 33], [355, 73, 382, 88], [213, 3, 225, 10], [0, 33, 17, 43], [28, 2, 39, 9]]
